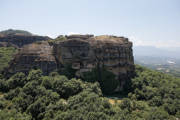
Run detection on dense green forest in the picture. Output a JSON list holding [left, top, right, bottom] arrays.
[[0, 65, 179, 120]]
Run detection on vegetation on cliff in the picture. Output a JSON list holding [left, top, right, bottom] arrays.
[[82, 67, 118, 94], [0, 65, 179, 120], [0, 47, 17, 72], [48, 35, 67, 45]]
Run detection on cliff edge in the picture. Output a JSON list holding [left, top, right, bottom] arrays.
[[5, 34, 135, 92]]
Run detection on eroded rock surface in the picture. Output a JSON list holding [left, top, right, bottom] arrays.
[[54, 35, 134, 73], [0, 35, 50, 48], [5, 41, 57, 76], [6, 34, 134, 91], [54, 35, 134, 90]]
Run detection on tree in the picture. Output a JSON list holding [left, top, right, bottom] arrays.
[[7, 72, 26, 89], [147, 108, 170, 120]]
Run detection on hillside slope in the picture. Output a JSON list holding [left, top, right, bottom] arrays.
[[0, 29, 51, 48], [0, 29, 33, 36], [0, 65, 179, 120]]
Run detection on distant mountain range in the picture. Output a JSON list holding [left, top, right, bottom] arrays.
[[133, 46, 180, 77], [133, 46, 180, 59]]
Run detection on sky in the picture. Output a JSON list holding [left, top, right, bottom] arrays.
[[0, 0, 180, 47]]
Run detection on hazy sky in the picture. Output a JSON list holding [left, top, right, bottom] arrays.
[[0, 0, 180, 47]]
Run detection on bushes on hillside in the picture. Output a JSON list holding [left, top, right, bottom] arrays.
[[83, 67, 119, 94], [129, 65, 180, 117], [0, 65, 179, 120], [0, 69, 113, 120]]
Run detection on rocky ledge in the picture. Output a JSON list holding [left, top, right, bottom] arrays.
[[0, 34, 50, 48]]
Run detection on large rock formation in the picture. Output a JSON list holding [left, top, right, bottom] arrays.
[[5, 41, 57, 76], [0, 35, 50, 48], [54, 35, 134, 90], [5, 34, 134, 91], [0, 42, 18, 48], [54, 35, 134, 74]]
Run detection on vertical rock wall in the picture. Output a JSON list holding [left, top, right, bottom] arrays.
[[5, 34, 135, 92], [5, 42, 57, 76], [0, 35, 50, 48], [54, 35, 135, 91]]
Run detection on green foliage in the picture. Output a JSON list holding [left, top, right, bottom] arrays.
[[0, 29, 32, 36], [129, 65, 180, 116], [48, 35, 67, 45], [0, 109, 32, 120], [0, 65, 179, 120], [0, 78, 8, 92], [7, 72, 26, 89], [83, 67, 119, 94], [0, 69, 107, 120], [100, 68, 118, 94], [59, 64, 77, 79], [146, 108, 170, 120], [0, 47, 17, 72], [50, 91, 113, 120], [27, 69, 43, 83], [52, 75, 83, 98]]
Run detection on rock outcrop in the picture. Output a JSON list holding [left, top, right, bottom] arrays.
[[54, 35, 134, 74], [54, 35, 134, 90], [5, 34, 134, 91], [0, 42, 18, 48], [0, 35, 50, 48], [5, 41, 57, 76]]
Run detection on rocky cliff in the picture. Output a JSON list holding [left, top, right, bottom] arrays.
[[0, 29, 33, 36], [5, 41, 57, 76], [54, 35, 134, 90], [5, 34, 134, 91], [0, 35, 50, 48]]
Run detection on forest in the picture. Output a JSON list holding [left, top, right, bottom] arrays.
[[0, 64, 179, 120]]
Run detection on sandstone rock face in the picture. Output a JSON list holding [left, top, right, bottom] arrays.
[[0, 42, 18, 48], [5, 42, 57, 76], [54, 35, 134, 90], [6, 34, 134, 91], [0, 35, 50, 48]]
